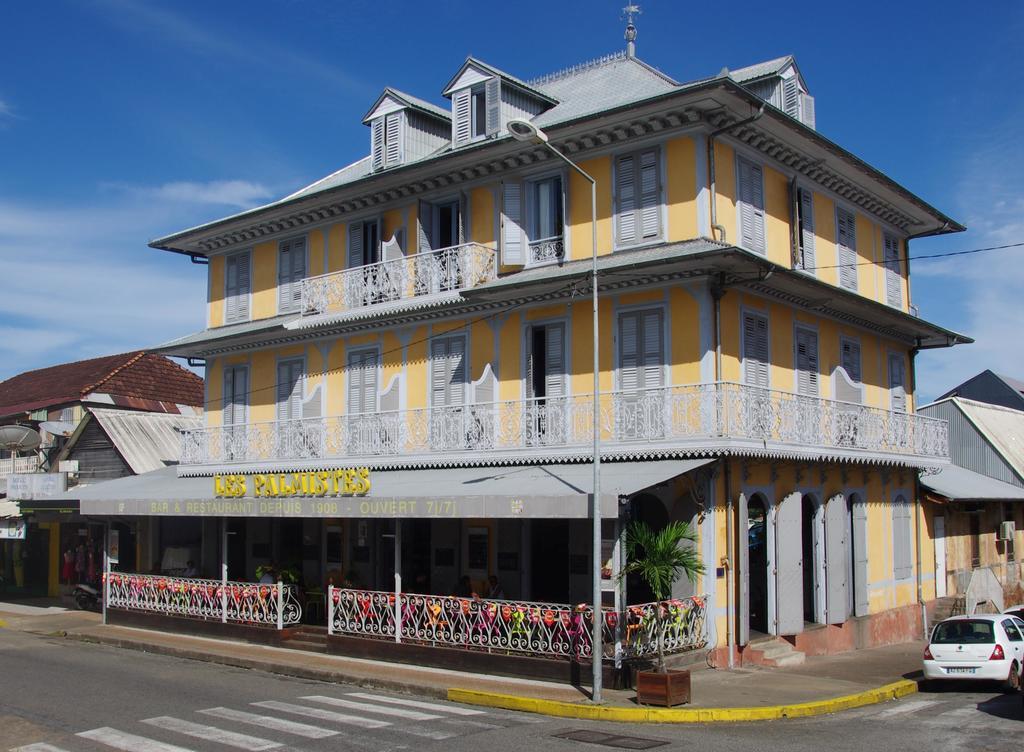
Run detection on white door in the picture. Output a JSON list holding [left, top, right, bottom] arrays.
[[775, 492, 804, 635], [824, 494, 849, 624], [934, 516, 947, 598]]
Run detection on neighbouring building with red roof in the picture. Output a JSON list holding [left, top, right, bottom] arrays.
[[0, 352, 203, 599]]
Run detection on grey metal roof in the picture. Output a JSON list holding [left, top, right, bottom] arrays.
[[150, 313, 298, 354], [728, 55, 794, 83], [87, 408, 202, 474], [442, 56, 559, 104], [282, 156, 373, 203], [362, 87, 451, 124], [955, 398, 1024, 481], [920, 465, 1024, 501], [54, 459, 712, 518]]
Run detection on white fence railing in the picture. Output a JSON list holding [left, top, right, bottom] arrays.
[[0, 456, 38, 477], [327, 587, 708, 662], [181, 382, 948, 466], [300, 243, 497, 316], [105, 572, 302, 628]]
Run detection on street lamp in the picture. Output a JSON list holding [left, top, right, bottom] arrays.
[[508, 119, 603, 703]]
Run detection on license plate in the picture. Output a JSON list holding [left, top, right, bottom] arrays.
[[946, 667, 977, 675]]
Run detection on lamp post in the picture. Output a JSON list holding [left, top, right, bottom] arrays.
[[509, 119, 603, 703]]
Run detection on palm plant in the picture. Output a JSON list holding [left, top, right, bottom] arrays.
[[621, 519, 705, 673]]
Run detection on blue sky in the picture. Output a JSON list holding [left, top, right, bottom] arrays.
[[1, 0, 1022, 400]]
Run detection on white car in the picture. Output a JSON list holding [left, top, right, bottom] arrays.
[[923, 614, 1024, 688]]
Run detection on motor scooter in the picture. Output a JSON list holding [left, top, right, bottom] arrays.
[[73, 581, 102, 611]]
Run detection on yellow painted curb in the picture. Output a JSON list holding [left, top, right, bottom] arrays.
[[0, 618, 7, 629], [447, 679, 917, 723]]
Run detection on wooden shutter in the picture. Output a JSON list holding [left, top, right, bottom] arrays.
[[223, 366, 247, 426], [384, 112, 403, 166], [621, 310, 665, 391], [743, 312, 770, 388], [841, 338, 861, 383], [619, 312, 639, 392], [639, 150, 661, 240], [347, 349, 378, 415], [485, 77, 501, 137], [431, 337, 466, 407], [884, 233, 902, 307], [795, 327, 819, 396], [417, 200, 434, 252], [798, 188, 815, 271], [501, 181, 524, 265], [782, 78, 800, 119], [775, 492, 805, 635], [371, 117, 385, 170], [800, 93, 816, 129], [348, 222, 364, 269], [836, 207, 858, 290], [276, 359, 303, 422], [641, 310, 664, 389], [448, 337, 466, 405], [452, 88, 471, 146], [852, 497, 869, 617], [824, 495, 849, 624], [616, 154, 637, 246], [544, 324, 565, 399], [278, 238, 306, 312], [892, 496, 912, 580], [738, 157, 766, 254], [225, 252, 250, 322], [889, 353, 906, 412]]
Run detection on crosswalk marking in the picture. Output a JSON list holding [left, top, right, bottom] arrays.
[[11, 745, 74, 752], [251, 700, 391, 729], [300, 696, 441, 721], [875, 699, 943, 717], [141, 717, 281, 751], [197, 707, 339, 739], [345, 692, 487, 716], [77, 728, 195, 752]]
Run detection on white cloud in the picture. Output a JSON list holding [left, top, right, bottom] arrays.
[[107, 179, 273, 209], [0, 99, 12, 118]]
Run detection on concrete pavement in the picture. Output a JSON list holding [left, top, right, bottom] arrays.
[[0, 599, 926, 721]]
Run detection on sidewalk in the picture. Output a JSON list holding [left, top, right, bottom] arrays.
[[0, 601, 922, 722]]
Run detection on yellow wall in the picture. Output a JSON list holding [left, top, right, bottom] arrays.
[[666, 136, 698, 242], [208, 255, 225, 328], [568, 155, 613, 261]]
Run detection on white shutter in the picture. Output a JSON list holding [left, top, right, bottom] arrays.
[[417, 200, 434, 252], [638, 150, 660, 240], [884, 233, 902, 307], [616, 154, 637, 246], [222, 366, 235, 426], [782, 78, 800, 119], [619, 312, 639, 392], [348, 349, 378, 415], [544, 324, 565, 399], [799, 93, 816, 129], [348, 222, 364, 269], [889, 354, 906, 413], [452, 88, 471, 146], [226, 251, 251, 323], [223, 366, 248, 426], [431, 337, 466, 407], [743, 312, 770, 388], [841, 338, 861, 383], [798, 188, 815, 271], [225, 254, 238, 322], [824, 495, 850, 624], [277, 359, 303, 422], [775, 492, 805, 635], [430, 339, 449, 407], [384, 112, 403, 166], [852, 498, 869, 616], [738, 157, 766, 254], [371, 117, 385, 170], [892, 496, 912, 580], [795, 327, 819, 396], [278, 238, 306, 312], [836, 207, 858, 290], [641, 310, 664, 389], [448, 337, 466, 405], [501, 181, 524, 265], [485, 77, 501, 137]]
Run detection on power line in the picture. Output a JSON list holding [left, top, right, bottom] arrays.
[[802, 241, 1024, 272]]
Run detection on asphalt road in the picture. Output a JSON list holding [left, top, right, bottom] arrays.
[[2, 628, 1022, 752]]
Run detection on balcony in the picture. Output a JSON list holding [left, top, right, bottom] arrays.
[[180, 382, 949, 471], [0, 455, 38, 478], [528, 235, 564, 265], [300, 243, 497, 317]]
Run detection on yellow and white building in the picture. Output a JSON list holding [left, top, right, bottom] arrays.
[[83, 48, 970, 664]]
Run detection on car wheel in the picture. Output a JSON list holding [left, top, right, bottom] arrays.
[[1006, 662, 1020, 692]]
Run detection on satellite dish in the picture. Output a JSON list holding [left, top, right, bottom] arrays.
[[0, 425, 41, 452]]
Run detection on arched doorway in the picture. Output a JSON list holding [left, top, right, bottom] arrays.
[[626, 493, 669, 604], [747, 494, 769, 635], [801, 494, 820, 624]]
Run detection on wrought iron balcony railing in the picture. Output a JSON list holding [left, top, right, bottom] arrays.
[[300, 242, 497, 317], [528, 235, 565, 265], [0, 456, 38, 478], [180, 382, 949, 468]]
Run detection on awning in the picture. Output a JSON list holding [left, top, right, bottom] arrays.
[[0, 500, 20, 518], [53, 459, 714, 519], [17, 499, 80, 515], [920, 465, 1024, 502]]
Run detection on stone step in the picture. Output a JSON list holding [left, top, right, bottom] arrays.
[[283, 639, 328, 653]]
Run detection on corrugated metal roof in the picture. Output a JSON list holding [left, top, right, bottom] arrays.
[[729, 55, 794, 83], [151, 313, 299, 352], [955, 398, 1024, 482], [920, 465, 1024, 501], [88, 408, 202, 474]]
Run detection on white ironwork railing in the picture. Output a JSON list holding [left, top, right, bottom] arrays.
[[181, 382, 949, 466], [528, 236, 564, 265], [300, 243, 497, 316], [0, 456, 38, 477], [327, 587, 708, 661], [105, 572, 302, 628]]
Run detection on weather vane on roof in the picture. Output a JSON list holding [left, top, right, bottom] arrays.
[[622, 4, 641, 57]]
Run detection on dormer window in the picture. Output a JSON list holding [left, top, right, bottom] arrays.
[[731, 56, 816, 130], [363, 88, 451, 171], [452, 78, 499, 146]]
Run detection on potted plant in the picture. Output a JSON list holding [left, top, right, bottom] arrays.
[[621, 519, 705, 706]]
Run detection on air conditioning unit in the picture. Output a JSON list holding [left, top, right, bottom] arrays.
[[998, 521, 1016, 541]]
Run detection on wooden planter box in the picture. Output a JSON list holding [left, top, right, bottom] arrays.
[[636, 668, 691, 706]]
